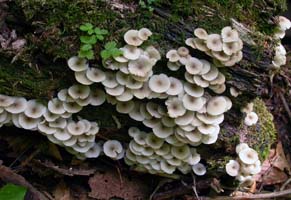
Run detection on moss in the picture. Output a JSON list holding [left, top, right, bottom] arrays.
[[245, 98, 277, 160]]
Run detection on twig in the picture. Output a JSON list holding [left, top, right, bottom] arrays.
[[192, 173, 201, 200], [279, 92, 291, 122], [280, 177, 291, 191]]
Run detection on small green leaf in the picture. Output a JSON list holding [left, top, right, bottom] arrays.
[[100, 50, 111, 60], [96, 35, 104, 41], [111, 49, 123, 57], [88, 29, 94, 35], [80, 23, 93, 31], [94, 27, 101, 34], [78, 50, 94, 60], [80, 44, 92, 51], [0, 184, 27, 200], [105, 41, 117, 50], [100, 29, 108, 35], [80, 35, 97, 44]]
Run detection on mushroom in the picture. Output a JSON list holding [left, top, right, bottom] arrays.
[[166, 50, 180, 62], [67, 121, 86, 136], [171, 145, 190, 160], [148, 74, 171, 93], [166, 77, 183, 96], [103, 140, 124, 159], [122, 45, 142, 60], [244, 112, 258, 126], [206, 96, 227, 116], [116, 101, 135, 114], [185, 38, 196, 49], [206, 34, 223, 51], [67, 56, 88, 72], [194, 28, 208, 40], [225, 160, 240, 176], [75, 71, 94, 85], [138, 28, 152, 40], [86, 67, 106, 83], [236, 143, 249, 154], [24, 100, 46, 119], [185, 57, 203, 75], [239, 148, 259, 165], [221, 26, 239, 43], [184, 83, 204, 97], [5, 97, 27, 114], [192, 163, 206, 176], [124, 30, 143, 46], [85, 143, 102, 158], [128, 55, 153, 77], [165, 97, 186, 118], [89, 89, 106, 106], [68, 84, 90, 100]]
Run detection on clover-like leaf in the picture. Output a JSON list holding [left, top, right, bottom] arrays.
[[80, 44, 92, 51], [80, 35, 97, 44], [80, 23, 93, 32], [105, 41, 117, 50]]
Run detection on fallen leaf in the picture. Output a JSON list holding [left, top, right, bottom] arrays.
[[53, 181, 72, 200]]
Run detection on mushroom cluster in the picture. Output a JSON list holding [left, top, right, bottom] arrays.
[[185, 27, 243, 66], [0, 27, 246, 176], [241, 102, 258, 126], [125, 127, 206, 175], [226, 143, 261, 186]]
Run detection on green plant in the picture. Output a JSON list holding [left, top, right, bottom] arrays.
[[139, 0, 158, 11], [78, 23, 108, 60], [0, 184, 27, 200], [100, 41, 123, 61]]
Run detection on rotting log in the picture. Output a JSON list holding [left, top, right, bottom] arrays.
[[0, 0, 286, 185]]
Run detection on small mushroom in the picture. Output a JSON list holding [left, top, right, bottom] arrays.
[[225, 160, 240, 176]]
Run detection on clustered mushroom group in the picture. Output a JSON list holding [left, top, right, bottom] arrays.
[[226, 143, 261, 186], [0, 19, 287, 178], [272, 16, 291, 68], [241, 102, 259, 126]]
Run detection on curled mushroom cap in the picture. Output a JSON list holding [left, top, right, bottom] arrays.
[[149, 74, 171, 93], [166, 77, 183, 96], [206, 96, 227, 116], [89, 89, 106, 106], [122, 45, 142, 60], [67, 56, 88, 72], [166, 50, 180, 62], [18, 113, 41, 130], [239, 148, 259, 165], [0, 95, 15, 107], [49, 117, 67, 129], [226, 160, 240, 177], [145, 134, 164, 149], [103, 140, 124, 159], [202, 65, 219, 81], [116, 100, 135, 114], [221, 26, 239, 43], [185, 57, 203, 75], [153, 123, 174, 138], [184, 83, 204, 97], [85, 143, 102, 158], [165, 97, 186, 118], [86, 67, 106, 83], [171, 145, 190, 160], [124, 30, 143, 46], [192, 163, 206, 176], [145, 46, 161, 61], [167, 61, 181, 71], [24, 100, 46, 119], [5, 97, 27, 114], [138, 28, 152, 40], [102, 72, 118, 88], [48, 98, 65, 115], [68, 84, 90, 100], [244, 111, 258, 126], [185, 38, 196, 49], [194, 28, 208, 40], [67, 121, 86, 136], [206, 34, 223, 51], [75, 71, 93, 85], [128, 55, 153, 77], [193, 38, 208, 51], [54, 129, 72, 141], [235, 143, 249, 154], [278, 16, 291, 31]]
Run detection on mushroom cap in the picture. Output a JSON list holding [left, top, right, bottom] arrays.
[[72, 142, 95, 153], [161, 116, 175, 127], [185, 38, 196, 49], [166, 50, 180, 62], [201, 128, 219, 144], [102, 72, 118, 88], [89, 89, 106, 106], [209, 84, 226, 94], [18, 114, 41, 130], [124, 30, 143, 46], [235, 143, 249, 154], [222, 42, 240, 55], [85, 143, 102, 158], [192, 163, 206, 176], [0, 95, 15, 107], [196, 113, 224, 125], [68, 84, 90, 100], [67, 121, 86, 136], [54, 129, 72, 141], [202, 65, 219, 81], [221, 26, 239, 42], [5, 97, 27, 114], [140, 104, 152, 119], [244, 111, 258, 126], [184, 72, 195, 84], [128, 55, 153, 77], [145, 134, 164, 149], [138, 28, 152, 40], [143, 118, 161, 128], [148, 74, 171, 93], [38, 121, 57, 135], [184, 148, 201, 165], [116, 71, 129, 86], [43, 110, 59, 122], [212, 51, 230, 61], [194, 28, 208, 40], [67, 56, 88, 72], [24, 100, 46, 118], [129, 102, 145, 121], [206, 96, 227, 116], [185, 57, 203, 75], [105, 85, 125, 96], [49, 117, 67, 129], [132, 83, 151, 99], [103, 140, 124, 159], [206, 34, 223, 51], [226, 160, 240, 176], [199, 59, 211, 75], [146, 102, 162, 118], [48, 98, 65, 115], [171, 145, 190, 160], [160, 160, 176, 174], [278, 16, 291, 31], [63, 102, 82, 113], [86, 67, 106, 83], [122, 45, 142, 60], [128, 127, 140, 138], [193, 75, 209, 88], [155, 144, 170, 156], [75, 71, 94, 85], [116, 100, 135, 114], [177, 47, 190, 57], [184, 130, 202, 143], [145, 46, 161, 61], [175, 110, 195, 126], [167, 61, 181, 71], [184, 83, 204, 97], [165, 97, 186, 118], [193, 38, 208, 51], [166, 77, 183, 96], [113, 55, 128, 63], [197, 124, 218, 135], [115, 89, 133, 102], [153, 123, 174, 138], [210, 72, 226, 85], [239, 148, 259, 165]]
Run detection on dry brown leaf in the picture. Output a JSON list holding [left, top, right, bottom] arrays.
[[272, 142, 291, 173], [88, 169, 150, 200], [53, 181, 73, 200]]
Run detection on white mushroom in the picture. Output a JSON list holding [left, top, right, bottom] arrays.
[[148, 74, 171, 93], [103, 140, 124, 159], [244, 112, 258, 126], [5, 97, 27, 114], [124, 30, 143, 46], [239, 148, 259, 165], [24, 100, 46, 118], [138, 28, 152, 40], [225, 160, 240, 176], [192, 163, 206, 176], [86, 67, 106, 83], [206, 34, 223, 51], [67, 56, 88, 72]]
